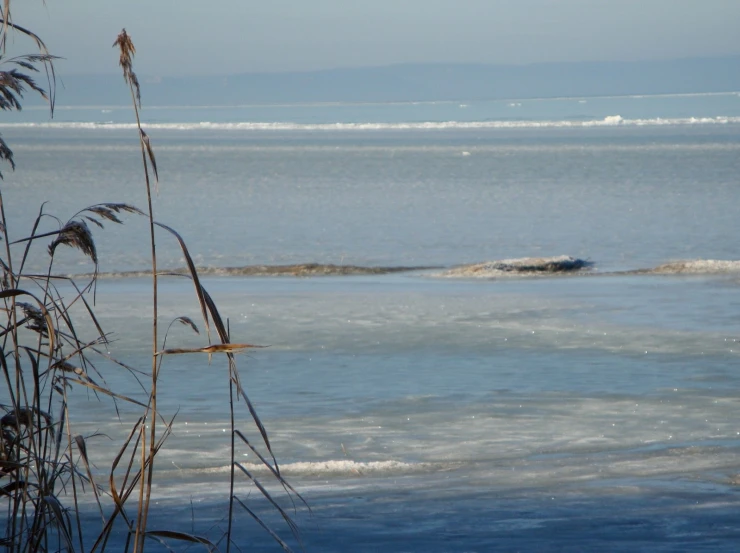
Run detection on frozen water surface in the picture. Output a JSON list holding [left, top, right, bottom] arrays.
[[2, 96, 740, 550]]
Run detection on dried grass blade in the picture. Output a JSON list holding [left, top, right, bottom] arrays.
[[17, 202, 47, 274], [85, 207, 118, 225], [67, 277, 107, 342], [1, 2, 9, 48], [91, 346, 149, 387], [175, 315, 199, 334], [84, 215, 105, 229], [74, 435, 104, 518], [200, 285, 228, 341], [233, 496, 294, 553], [42, 495, 75, 552], [140, 130, 158, 182], [234, 462, 301, 539], [156, 343, 264, 356], [0, 288, 55, 354], [84, 202, 145, 222], [1, 406, 52, 428], [91, 420, 144, 553], [153, 221, 211, 341], [0, 17, 52, 58], [144, 530, 216, 552], [236, 380, 278, 467], [0, 460, 23, 473], [234, 430, 307, 510], [0, 480, 31, 496], [65, 378, 148, 408]]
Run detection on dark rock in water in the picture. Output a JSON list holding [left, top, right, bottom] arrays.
[[488, 256, 589, 273], [442, 256, 592, 278]]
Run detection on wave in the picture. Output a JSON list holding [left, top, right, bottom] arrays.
[[440, 256, 592, 278], [177, 459, 451, 477], [2, 115, 740, 132]]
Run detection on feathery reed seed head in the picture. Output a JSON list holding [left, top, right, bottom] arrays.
[[48, 220, 98, 264], [17, 301, 47, 335], [113, 29, 141, 106]]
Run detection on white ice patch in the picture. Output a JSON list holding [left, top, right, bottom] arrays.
[[649, 259, 740, 274], [1, 116, 738, 131], [196, 459, 445, 477]]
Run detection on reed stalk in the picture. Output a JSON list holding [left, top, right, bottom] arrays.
[[111, 29, 160, 553], [1, 7, 304, 551]]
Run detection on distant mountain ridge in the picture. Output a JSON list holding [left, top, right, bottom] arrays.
[[39, 56, 740, 106]]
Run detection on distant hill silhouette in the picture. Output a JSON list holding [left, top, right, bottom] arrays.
[[43, 56, 740, 106]]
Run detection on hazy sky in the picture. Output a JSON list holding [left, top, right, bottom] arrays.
[[9, 0, 740, 76]]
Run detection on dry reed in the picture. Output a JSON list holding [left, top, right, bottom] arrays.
[[1, 9, 302, 553]]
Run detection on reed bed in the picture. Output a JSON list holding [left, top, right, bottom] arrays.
[[1, 9, 300, 552]]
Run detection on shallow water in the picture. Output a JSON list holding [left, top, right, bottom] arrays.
[[3, 95, 740, 551], [54, 270, 740, 552]]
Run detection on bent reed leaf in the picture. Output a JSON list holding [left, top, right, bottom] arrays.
[[153, 221, 212, 341], [234, 462, 301, 538], [42, 494, 76, 552], [64, 378, 148, 408], [0, 480, 33, 497], [175, 315, 199, 335], [0, 133, 14, 176], [140, 129, 158, 182], [155, 343, 265, 356], [1, 406, 52, 428], [234, 429, 308, 511], [84, 202, 145, 226], [233, 496, 295, 553], [144, 530, 217, 552]]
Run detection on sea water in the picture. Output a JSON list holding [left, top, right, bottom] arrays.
[[2, 93, 740, 551]]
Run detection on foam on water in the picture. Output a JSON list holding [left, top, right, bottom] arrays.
[[175, 459, 446, 478], [2, 115, 739, 131]]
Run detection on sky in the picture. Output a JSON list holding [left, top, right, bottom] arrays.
[[7, 0, 740, 77]]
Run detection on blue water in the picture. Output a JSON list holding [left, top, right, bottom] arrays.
[[3, 93, 740, 551], [6, 90, 740, 125]]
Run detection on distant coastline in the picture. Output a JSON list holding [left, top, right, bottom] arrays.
[[36, 56, 740, 107]]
